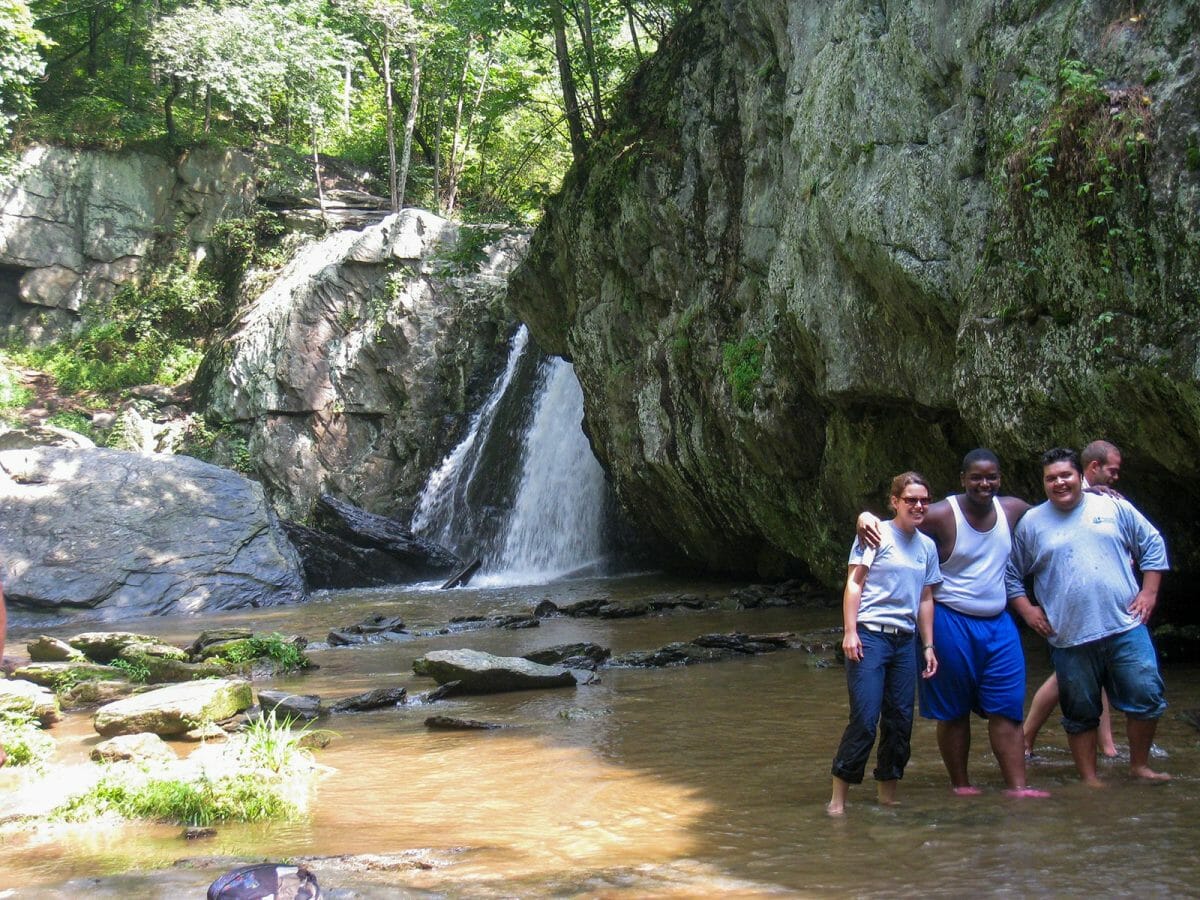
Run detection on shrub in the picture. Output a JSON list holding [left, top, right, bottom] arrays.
[[220, 634, 309, 672]]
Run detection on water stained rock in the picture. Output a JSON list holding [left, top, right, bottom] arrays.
[[412, 649, 578, 693]]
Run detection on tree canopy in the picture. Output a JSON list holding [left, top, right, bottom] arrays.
[[9, 0, 692, 219]]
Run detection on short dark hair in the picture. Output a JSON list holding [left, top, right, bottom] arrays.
[[1041, 447, 1081, 474], [1081, 439, 1120, 468], [961, 448, 1000, 473]]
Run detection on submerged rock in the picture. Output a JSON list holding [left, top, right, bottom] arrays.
[[257, 691, 323, 722], [92, 678, 254, 737], [0, 448, 306, 617], [91, 733, 177, 763], [328, 687, 408, 713], [326, 614, 408, 647], [524, 643, 612, 669], [412, 649, 578, 693], [424, 716, 504, 731]]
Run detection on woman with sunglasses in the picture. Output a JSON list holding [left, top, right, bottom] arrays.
[[828, 472, 940, 814]]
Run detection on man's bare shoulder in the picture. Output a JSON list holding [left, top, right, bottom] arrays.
[[920, 498, 955, 541], [998, 494, 1031, 527]]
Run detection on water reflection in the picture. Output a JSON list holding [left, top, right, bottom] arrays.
[[2, 575, 1199, 897]]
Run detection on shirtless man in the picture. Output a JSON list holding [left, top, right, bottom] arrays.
[[1023, 439, 1123, 757], [1006, 447, 1170, 785], [860, 449, 1046, 796]]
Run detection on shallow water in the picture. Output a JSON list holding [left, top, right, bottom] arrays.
[[3, 574, 1199, 897]]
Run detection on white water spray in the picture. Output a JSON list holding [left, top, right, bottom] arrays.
[[411, 326, 613, 585]]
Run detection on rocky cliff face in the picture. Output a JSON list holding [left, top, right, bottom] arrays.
[[507, 0, 1200, 593], [198, 210, 526, 520], [0, 145, 253, 341]]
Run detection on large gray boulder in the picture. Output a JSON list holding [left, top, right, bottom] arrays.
[[0, 447, 306, 617], [0, 145, 253, 342], [92, 678, 253, 737], [195, 209, 527, 520], [412, 649, 578, 693], [506, 0, 1200, 603]]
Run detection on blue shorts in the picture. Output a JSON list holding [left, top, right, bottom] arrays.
[[918, 604, 1026, 722], [1051, 625, 1166, 734]]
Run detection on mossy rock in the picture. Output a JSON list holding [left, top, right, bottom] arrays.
[[93, 678, 254, 737], [67, 632, 170, 663], [26, 635, 87, 663], [12, 661, 123, 689], [61, 679, 144, 708], [0, 678, 62, 725]]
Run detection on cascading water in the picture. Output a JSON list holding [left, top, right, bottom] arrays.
[[412, 325, 617, 585]]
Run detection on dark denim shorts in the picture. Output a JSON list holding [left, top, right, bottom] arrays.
[[1051, 625, 1166, 734]]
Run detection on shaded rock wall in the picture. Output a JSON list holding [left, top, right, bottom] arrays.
[[507, 0, 1200, 600], [0, 447, 305, 618], [197, 210, 527, 520], [0, 145, 253, 341]]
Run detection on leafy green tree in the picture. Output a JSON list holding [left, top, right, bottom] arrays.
[[0, 0, 52, 148]]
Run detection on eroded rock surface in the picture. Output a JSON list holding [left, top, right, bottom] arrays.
[[506, 0, 1200, 601], [0, 447, 306, 617], [197, 209, 528, 520]]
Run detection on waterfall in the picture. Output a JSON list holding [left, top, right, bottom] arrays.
[[412, 325, 616, 585]]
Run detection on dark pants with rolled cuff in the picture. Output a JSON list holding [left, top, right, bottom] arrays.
[[831, 625, 918, 784]]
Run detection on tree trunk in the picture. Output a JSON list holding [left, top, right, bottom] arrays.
[[382, 29, 399, 213], [312, 114, 327, 226], [446, 46, 493, 215], [443, 35, 474, 215], [203, 87, 212, 133], [624, 0, 642, 59], [342, 60, 353, 128], [164, 75, 181, 147], [575, 0, 605, 132], [398, 45, 421, 210], [550, 0, 587, 162]]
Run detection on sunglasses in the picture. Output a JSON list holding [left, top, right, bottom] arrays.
[[899, 497, 930, 507]]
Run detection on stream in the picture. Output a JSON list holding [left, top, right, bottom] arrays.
[[3, 573, 1199, 897]]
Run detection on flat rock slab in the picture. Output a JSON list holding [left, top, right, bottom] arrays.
[[412, 649, 577, 693], [92, 678, 253, 737]]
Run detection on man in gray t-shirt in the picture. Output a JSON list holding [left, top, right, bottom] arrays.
[[1006, 448, 1170, 785]]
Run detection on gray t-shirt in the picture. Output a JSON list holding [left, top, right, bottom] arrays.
[[1005, 492, 1169, 648], [849, 520, 942, 631]]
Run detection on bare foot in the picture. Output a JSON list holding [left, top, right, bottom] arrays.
[[951, 785, 982, 797], [1101, 746, 1119, 758], [0, 747, 6, 768], [825, 801, 846, 816], [877, 781, 900, 806], [1130, 765, 1171, 783], [1003, 787, 1050, 799], [1082, 776, 1107, 789]]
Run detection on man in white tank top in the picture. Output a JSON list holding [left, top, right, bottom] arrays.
[[861, 449, 1047, 797]]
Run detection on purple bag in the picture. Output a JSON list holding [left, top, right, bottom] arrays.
[[207, 863, 320, 899]]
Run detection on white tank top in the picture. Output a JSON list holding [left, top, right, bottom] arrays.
[[934, 495, 1011, 616]]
